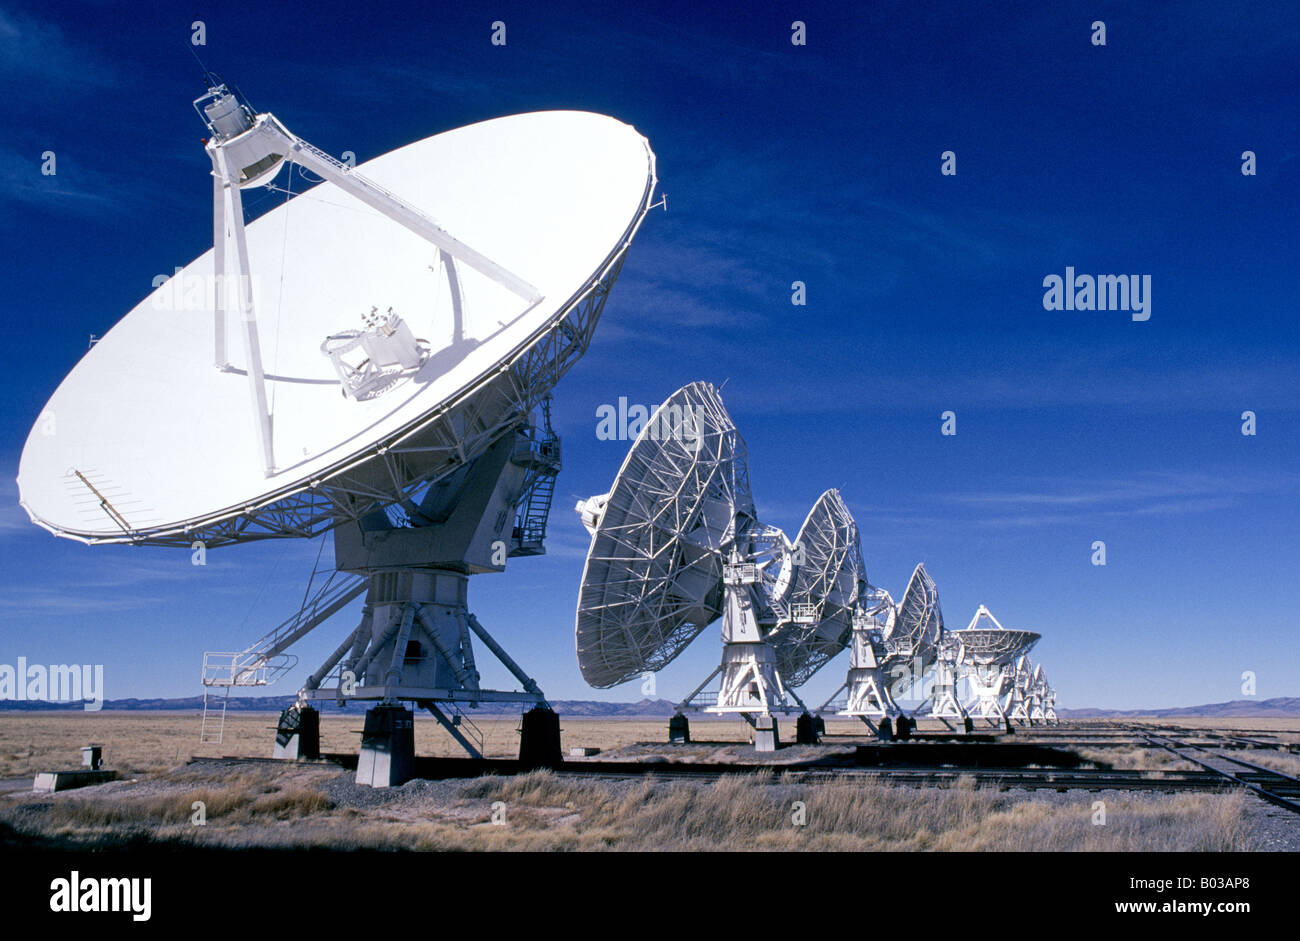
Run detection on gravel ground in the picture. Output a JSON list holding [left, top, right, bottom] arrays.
[[1237, 798, 1300, 850]]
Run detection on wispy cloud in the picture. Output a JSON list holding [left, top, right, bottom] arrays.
[[0, 7, 115, 88], [943, 470, 1294, 507], [857, 470, 1297, 532], [0, 587, 161, 617], [726, 345, 1300, 416], [0, 145, 117, 212]]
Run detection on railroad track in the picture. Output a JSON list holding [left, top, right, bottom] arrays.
[[1144, 733, 1300, 815], [555, 763, 1238, 794], [189, 750, 1240, 796], [184, 720, 1300, 805]]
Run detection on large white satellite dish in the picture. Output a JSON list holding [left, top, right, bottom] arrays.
[[869, 562, 958, 729], [1029, 664, 1058, 724], [19, 91, 655, 548], [819, 585, 901, 726], [17, 83, 658, 785], [823, 567, 954, 732]]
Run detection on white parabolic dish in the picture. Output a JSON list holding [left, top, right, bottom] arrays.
[[19, 111, 656, 544]]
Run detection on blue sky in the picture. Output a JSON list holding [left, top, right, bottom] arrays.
[[1, 1, 1296, 710]]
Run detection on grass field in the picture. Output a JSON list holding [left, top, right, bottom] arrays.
[[0, 712, 1294, 852]]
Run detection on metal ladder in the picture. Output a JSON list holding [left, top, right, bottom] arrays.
[[200, 687, 230, 745]]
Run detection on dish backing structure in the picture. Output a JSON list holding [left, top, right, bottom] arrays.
[[18, 81, 658, 786]]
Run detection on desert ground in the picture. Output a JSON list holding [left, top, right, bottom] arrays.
[[1, 712, 1296, 851]]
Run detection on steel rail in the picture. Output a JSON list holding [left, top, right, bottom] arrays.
[[1145, 734, 1300, 815]]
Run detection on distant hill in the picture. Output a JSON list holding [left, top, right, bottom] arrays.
[[1058, 697, 1300, 718]]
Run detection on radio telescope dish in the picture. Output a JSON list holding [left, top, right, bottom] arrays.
[[950, 604, 1040, 661], [17, 83, 658, 784], [884, 563, 944, 665], [575, 381, 753, 688], [770, 489, 865, 688], [1026, 662, 1048, 723], [1005, 655, 1035, 725], [1031, 665, 1058, 724], [956, 629, 1041, 659], [951, 605, 1040, 726], [19, 105, 656, 548]]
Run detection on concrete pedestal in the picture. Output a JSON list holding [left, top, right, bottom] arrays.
[[356, 705, 415, 787], [668, 713, 691, 743], [273, 705, 320, 760], [795, 712, 819, 745], [754, 714, 779, 752], [519, 706, 561, 769], [34, 769, 117, 792]]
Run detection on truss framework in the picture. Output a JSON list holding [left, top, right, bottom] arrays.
[[876, 563, 945, 709], [770, 490, 866, 688], [576, 382, 753, 688]]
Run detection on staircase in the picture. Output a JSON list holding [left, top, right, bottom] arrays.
[[510, 399, 562, 556], [203, 571, 365, 687]]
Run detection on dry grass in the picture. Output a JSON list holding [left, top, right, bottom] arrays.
[[3, 763, 332, 846], [442, 770, 1259, 852], [1075, 747, 1198, 772], [0, 764, 1262, 852], [1236, 751, 1300, 777], [0, 713, 1287, 852]]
